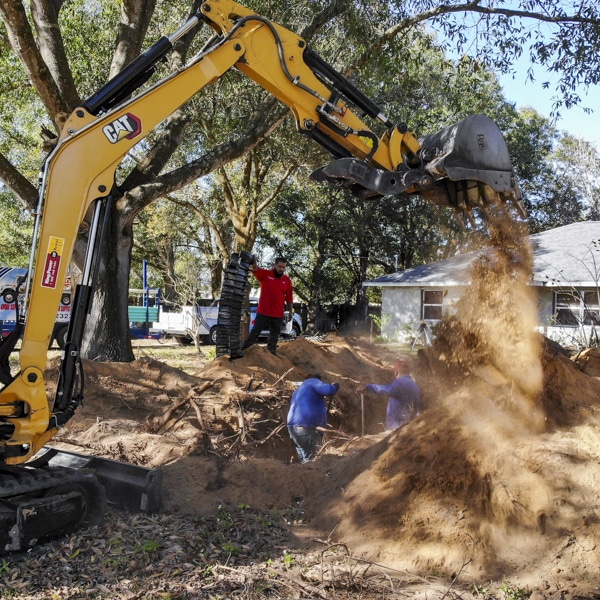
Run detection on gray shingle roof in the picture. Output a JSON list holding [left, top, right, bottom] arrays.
[[364, 221, 600, 288]]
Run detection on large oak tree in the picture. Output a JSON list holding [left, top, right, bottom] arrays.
[[1, 0, 599, 360]]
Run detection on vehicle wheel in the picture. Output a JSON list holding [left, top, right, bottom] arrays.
[[61, 293, 71, 305], [292, 322, 301, 337], [2, 289, 16, 304], [209, 326, 220, 345], [174, 335, 192, 345], [54, 326, 69, 350]]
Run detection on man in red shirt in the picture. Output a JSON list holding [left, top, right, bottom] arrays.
[[242, 257, 293, 356]]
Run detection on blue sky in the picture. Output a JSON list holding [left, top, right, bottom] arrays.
[[498, 62, 600, 150], [431, 14, 600, 151]]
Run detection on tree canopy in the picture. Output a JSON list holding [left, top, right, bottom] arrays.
[[1, 0, 600, 357]]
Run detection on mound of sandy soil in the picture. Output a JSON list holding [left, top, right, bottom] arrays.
[[46, 331, 600, 597], [46, 216, 600, 597]]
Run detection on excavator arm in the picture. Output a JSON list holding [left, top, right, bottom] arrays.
[[0, 0, 520, 549]]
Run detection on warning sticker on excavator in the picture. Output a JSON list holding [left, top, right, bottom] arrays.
[[42, 236, 64, 289]]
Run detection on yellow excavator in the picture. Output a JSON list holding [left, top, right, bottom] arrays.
[[0, 0, 521, 551]]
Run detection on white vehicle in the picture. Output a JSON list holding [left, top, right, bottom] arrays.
[[150, 297, 303, 345], [249, 299, 303, 340], [150, 303, 219, 345]]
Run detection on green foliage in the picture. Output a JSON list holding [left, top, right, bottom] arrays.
[[221, 540, 241, 555], [553, 134, 600, 220], [58, 0, 121, 96], [3, 0, 600, 348], [139, 540, 160, 553], [499, 580, 528, 600], [0, 193, 32, 266], [0, 559, 10, 575], [282, 551, 294, 567], [429, 0, 600, 113]]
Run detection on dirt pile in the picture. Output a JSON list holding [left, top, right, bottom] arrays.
[[308, 339, 600, 590], [305, 215, 600, 593], [49, 331, 600, 596]]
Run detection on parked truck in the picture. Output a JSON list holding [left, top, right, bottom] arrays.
[[1, 269, 161, 346], [151, 298, 304, 345]]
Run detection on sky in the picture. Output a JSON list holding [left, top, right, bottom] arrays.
[[431, 12, 600, 151], [497, 60, 600, 150]]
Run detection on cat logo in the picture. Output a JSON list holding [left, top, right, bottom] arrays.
[[102, 113, 142, 144]]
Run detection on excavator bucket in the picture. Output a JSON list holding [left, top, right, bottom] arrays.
[[311, 114, 524, 222], [31, 447, 163, 514], [419, 114, 525, 219]]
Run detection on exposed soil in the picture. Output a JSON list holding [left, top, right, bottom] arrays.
[[32, 331, 600, 599]]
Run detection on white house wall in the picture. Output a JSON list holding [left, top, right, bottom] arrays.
[[535, 288, 554, 326], [380, 287, 464, 342], [379, 284, 599, 349], [381, 288, 420, 341]]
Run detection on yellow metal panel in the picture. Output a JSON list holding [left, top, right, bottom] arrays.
[[2, 40, 245, 462]]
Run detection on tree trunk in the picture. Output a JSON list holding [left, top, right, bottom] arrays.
[[356, 251, 369, 321], [81, 207, 135, 362], [307, 240, 326, 329]]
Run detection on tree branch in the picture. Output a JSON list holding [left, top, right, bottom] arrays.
[[110, 0, 158, 78], [122, 98, 286, 209], [256, 164, 297, 214], [118, 109, 191, 221], [30, 0, 80, 109], [299, 0, 349, 40], [0, 0, 69, 124], [347, 1, 600, 81], [0, 151, 38, 211]]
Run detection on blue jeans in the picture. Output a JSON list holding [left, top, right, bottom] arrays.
[[242, 313, 282, 354], [288, 426, 323, 463]]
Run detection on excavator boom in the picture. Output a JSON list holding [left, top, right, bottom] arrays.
[[0, 0, 521, 551]]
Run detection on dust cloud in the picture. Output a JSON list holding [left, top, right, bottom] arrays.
[[309, 213, 600, 591], [435, 211, 544, 424]]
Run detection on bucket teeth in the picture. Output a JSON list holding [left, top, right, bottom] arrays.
[[511, 196, 527, 219], [465, 210, 477, 228], [453, 210, 466, 228], [479, 204, 491, 222], [466, 182, 482, 207]]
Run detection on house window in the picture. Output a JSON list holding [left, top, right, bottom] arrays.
[[583, 291, 600, 325], [421, 290, 444, 321], [554, 291, 600, 326]]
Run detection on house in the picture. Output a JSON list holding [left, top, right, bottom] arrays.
[[363, 221, 600, 348]]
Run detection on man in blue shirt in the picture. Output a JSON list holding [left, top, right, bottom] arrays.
[[357, 355, 421, 431], [287, 373, 339, 463]]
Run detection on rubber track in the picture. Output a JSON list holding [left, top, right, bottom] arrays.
[[0, 464, 106, 551], [216, 252, 253, 358], [0, 464, 101, 499]]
